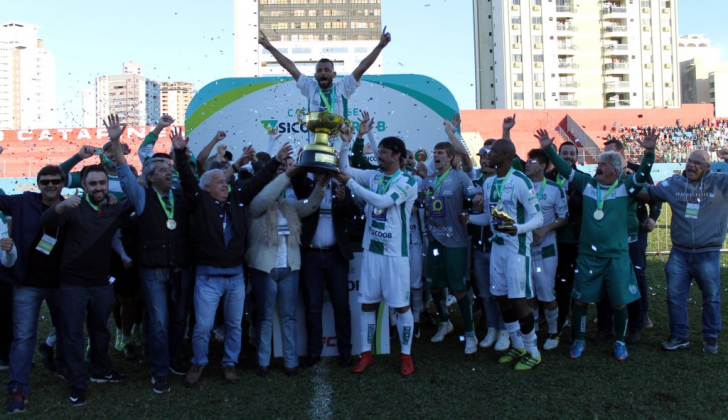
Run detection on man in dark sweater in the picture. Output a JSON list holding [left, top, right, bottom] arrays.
[[3, 166, 68, 415], [173, 130, 289, 387], [41, 165, 134, 407]]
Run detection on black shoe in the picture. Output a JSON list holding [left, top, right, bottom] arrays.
[[123, 344, 137, 361], [169, 361, 187, 376], [68, 388, 86, 407], [625, 330, 642, 345], [90, 370, 127, 384], [284, 366, 299, 377], [588, 330, 614, 344], [256, 366, 269, 377], [302, 355, 321, 369], [151, 376, 171, 394], [338, 355, 352, 368], [38, 343, 56, 372], [661, 335, 689, 351]]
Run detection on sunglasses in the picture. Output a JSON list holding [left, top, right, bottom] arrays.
[[39, 179, 63, 186]]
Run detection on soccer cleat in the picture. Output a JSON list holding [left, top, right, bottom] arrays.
[[703, 337, 719, 354], [569, 340, 586, 359], [446, 294, 457, 307], [514, 352, 541, 371], [494, 330, 511, 351], [430, 321, 453, 342], [90, 370, 126, 384], [498, 346, 527, 364], [661, 335, 689, 351], [223, 366, 239, 383], [464, 336, 478, 355], [413, 322, 421, 339], [7, 389, 26, 414], [479, 328, 498, 348], [351, 351, 374, 374], [68, 389, 86, 407], [614, 341, 629, 361], [185, 364, 205, 387], [543, 334, 560, 350], [38, 342, 56, 372], [151, 376, 171, 394], [400, 353, 414, 376]]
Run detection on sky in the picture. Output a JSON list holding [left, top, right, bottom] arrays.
[[2, 0, 727, 127]]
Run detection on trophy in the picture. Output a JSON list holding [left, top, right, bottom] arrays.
[[491, 205, 515, 228], [296, 110, 351, 174]]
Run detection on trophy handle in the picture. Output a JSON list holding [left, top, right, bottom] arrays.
[[296, 109, 307, 125]]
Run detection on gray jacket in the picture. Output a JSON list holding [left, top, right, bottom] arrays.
[[648, 172, 728, 253]]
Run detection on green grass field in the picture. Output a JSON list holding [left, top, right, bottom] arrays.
[[7, 217, 728, 419]]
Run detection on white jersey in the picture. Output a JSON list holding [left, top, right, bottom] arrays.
[[531, 179, 568, 256], [346, 169, 417, 257], [297, 74, 359, 118], [483, 169, 541, 256]]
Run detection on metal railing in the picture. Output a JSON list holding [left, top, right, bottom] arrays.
[[557, 25, 578, 31], [559, 81, 580, 88], [603, 25, 628, 33], [603, 6, 628, 14], [603, 44, 629, 52], [604, 81, 631, 89], [560, 100, 580, 107], [556, 5, 575, 13], [606, 100, 631, 107], [558, 62, 579, 69], [557, 44, 578, 50], [605, 63, 629, 70]]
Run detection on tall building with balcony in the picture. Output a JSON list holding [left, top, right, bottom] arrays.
[[473, 0, 680, 109], [160, 81, 195, 123], [234, 0, 383, 78], [0, 21, 56, 129], [678, 35, 722, 104], [94, 63, 160, 127]]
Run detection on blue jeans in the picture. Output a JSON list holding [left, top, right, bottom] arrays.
[[473, 249, 505, 330], [191, 273, 245, 367], [140, 267, 191, 377], [250, 267, 299, 369], [301, 250, 351, 359], [59, 284, 116, 391], [665, 249, 721, 340], [7, 286, 64, 398]]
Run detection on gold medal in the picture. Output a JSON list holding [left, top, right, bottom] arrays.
[[593, 209, 604, 221], [166, 219, 177, 230]]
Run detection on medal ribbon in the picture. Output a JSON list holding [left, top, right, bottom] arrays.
[[377, 169, 401, 195], [154, 188, 175, 220], [536, 179, 547, 201], [426, 167, 452, 196], [85, 193, 105, 214], [556, 174, 567, 187], [492, 168, 514, 205], [318, 86, 336, 113], [596, 179, 619, 211]]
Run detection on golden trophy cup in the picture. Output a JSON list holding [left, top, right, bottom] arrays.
[[296, 110, 351, 174]]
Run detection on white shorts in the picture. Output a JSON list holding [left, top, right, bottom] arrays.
[[490, 244, 533, 299], [531, 253, 557, 302], [409, 242, 424, 289], [359, 251, 411, 308]]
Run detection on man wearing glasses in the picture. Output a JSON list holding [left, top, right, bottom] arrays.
[[3, 166, 68, 415], [637, 150, 728, 354]]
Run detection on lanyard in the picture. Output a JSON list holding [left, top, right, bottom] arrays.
[[153, 188, 174, 220], [535, 179, 547, 201], [85, 193, 104, 214], [427, 168, 452, 196], [318, 86, 336, 113], [377, 170, 401, 195], [556, 174, 567, 187], [596, 180, 619, 211], [492, 168, 514, 204]]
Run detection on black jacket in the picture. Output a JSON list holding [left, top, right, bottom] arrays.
[[626, 161, 662, 227], [175, 148, 281, 268], [546, 166, 586, 242], [292, 175, 361, 261], [136, 186, 191, 268]]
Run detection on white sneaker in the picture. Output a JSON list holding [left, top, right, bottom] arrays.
[[446, 295, 457, 307], [464, 336, 478, 354], [562, 318, 571, 329], [494, 330, 511, 351], [430, 321, 453, 342], [543, 333, 560, 350], [479, 328, 498, 348]]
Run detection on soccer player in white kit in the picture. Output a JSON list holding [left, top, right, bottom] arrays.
[[337, 131, 418, 376], [469, 140, 544, 370], [524, 149, 568, 350]]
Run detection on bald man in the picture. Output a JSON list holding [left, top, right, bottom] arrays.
[[637, 149, 728, 354]]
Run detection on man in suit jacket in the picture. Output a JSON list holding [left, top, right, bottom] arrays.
[[293, 173, 362, 368]]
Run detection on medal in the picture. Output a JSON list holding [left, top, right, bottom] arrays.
[[166, 219, 177, 230], [593, 210, 604, 221]]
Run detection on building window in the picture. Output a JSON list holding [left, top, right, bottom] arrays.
[[511, 17, 521, 25], [535, 92, 545, 100], [514, 92, 524, 100], [533, 35, 543, 43], [354, 47, 368, 53], [513, 54, 523, 62], [513, 0, 521, 5], [534, 54, 544, 62], [515, 73, 524, 81], [532, 17, 542, 24], [292, 48, 312, 54], [512, 35, 522, 44]]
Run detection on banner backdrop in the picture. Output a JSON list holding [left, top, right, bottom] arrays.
[[185, 74, 463, 165]]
